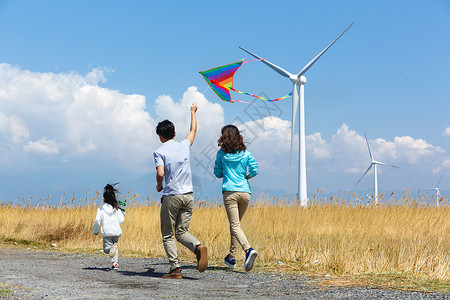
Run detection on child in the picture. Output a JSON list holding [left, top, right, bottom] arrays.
[[214, 125, 259, 272], [93, 183, 125, 270], [153, 103, 208, 279]]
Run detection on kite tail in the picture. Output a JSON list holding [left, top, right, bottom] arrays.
[[242, 58, 266, 64], [230, 87, 292, 102], [230, 99, 256, 106]]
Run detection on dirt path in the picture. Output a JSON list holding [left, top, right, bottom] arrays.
[[0, 246, 448, 299]]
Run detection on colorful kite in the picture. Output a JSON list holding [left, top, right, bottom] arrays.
[[199, 59, 292, 103]]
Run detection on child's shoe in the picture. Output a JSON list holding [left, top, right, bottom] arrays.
[[224, 255, 236, 269], [112, 263, 119, 270], [109, 243, 118, 258], [162, 267, 182, 279], [244, 248, 257, 272]]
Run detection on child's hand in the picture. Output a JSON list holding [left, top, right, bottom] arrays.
[[190, 103, 198, 113]]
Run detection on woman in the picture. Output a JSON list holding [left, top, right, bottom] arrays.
[[214, 125, 258, 272]]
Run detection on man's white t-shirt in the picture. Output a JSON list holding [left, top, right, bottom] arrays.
[[153, 139, 193, 196]]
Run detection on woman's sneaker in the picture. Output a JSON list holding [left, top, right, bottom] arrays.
[[244, 248, 257, 272], [109, 243, 118, 258], [112, 263, 119, 270], [224, 255, 236, 269]]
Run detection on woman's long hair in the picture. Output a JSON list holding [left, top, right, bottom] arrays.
[[103, 183, 119, 209], [218, 125, 246, 154]]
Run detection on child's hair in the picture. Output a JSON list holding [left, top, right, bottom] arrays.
[[103, 183, 119, 209], [156, 120, 175, 140], [218, 125, 246, 154]]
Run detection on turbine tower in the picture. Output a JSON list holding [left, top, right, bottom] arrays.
[[431, 175, 443, 207], [355, 133, 399, 205], [240, 23, 354, 206]]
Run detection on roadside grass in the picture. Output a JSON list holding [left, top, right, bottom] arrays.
[[0, 191, 449, 293], [0, 285, 12, 297], [259, 261, 450, 293]]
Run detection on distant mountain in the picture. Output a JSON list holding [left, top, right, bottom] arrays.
[[0, 170, 445, 206]]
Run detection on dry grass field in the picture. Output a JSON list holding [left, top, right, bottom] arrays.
[[0, 190, 449, 292]]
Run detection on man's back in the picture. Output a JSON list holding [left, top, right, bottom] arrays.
[[154, 139, 192, 196]]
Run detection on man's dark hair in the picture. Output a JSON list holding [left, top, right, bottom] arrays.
[[156, 120, 175, 140]]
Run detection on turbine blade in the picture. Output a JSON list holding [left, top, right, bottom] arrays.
[[297, 22, 354, 78], [290, 84, 299, 165], [437, 175, 443, 188], [239, 46, 292, 78], [376, 161, 399, 168], [364, 132, 373, 161], [355, 163, 373, 188]]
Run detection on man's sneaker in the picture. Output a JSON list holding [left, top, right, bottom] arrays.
[[162, 267, 182, 279], [195, 245, 208, 272], [109, 243, 118, 258], [244, 248, 257, 272], [112, 263, 119, 270], [224, 255, 236, 269]]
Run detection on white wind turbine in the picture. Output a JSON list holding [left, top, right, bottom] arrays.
[[429, 175, 443, 207], [240, 23, 354, 207], [355, 133, 399, 205]]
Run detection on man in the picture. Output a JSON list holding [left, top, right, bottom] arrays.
[[153, 103, 208, 279]]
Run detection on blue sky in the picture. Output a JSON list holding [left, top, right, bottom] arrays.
[[0, 0, 449, 202]]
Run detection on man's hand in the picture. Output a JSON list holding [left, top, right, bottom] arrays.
[[186, 103, 198, 145], [156, 182, 163, 192], [190, 103, 198, 113]]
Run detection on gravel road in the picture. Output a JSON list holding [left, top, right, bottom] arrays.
[[0, 246, 448, 299]]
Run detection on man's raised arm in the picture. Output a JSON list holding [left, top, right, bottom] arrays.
[[186, 103, 198, 146]]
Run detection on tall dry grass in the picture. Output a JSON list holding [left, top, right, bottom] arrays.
[[0, 191, 449, 282]]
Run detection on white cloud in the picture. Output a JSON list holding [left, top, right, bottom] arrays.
[[227, 120, 448, 180], [0, 64, 226, 174], [307, 132, 331, 160], [0, 62, 448, 192], [24, 137, 59, 155], [432, 159, 450, 174], [84, 68, 108, 85], [389, 136, 444, 164], [0, 113, 29, 145], [308, 124, 445, 175], [0, 63, 158, 172], [444, 127, 450, 138], [238, 116, 292, 154]]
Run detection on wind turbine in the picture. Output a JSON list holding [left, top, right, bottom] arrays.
[[240, 22, 354, 207], [429, 175, 443, 207], [355, 133, 399, 205]]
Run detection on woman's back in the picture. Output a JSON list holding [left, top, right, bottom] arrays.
[[214, 149, 258, 193]]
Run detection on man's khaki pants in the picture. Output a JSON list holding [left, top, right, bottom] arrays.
[[161, 193, 200, 270]]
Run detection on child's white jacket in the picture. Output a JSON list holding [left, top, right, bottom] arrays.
[[92, 203, 125, 237]]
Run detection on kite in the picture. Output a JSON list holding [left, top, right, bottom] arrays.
[[199, 59, 292, 103]]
